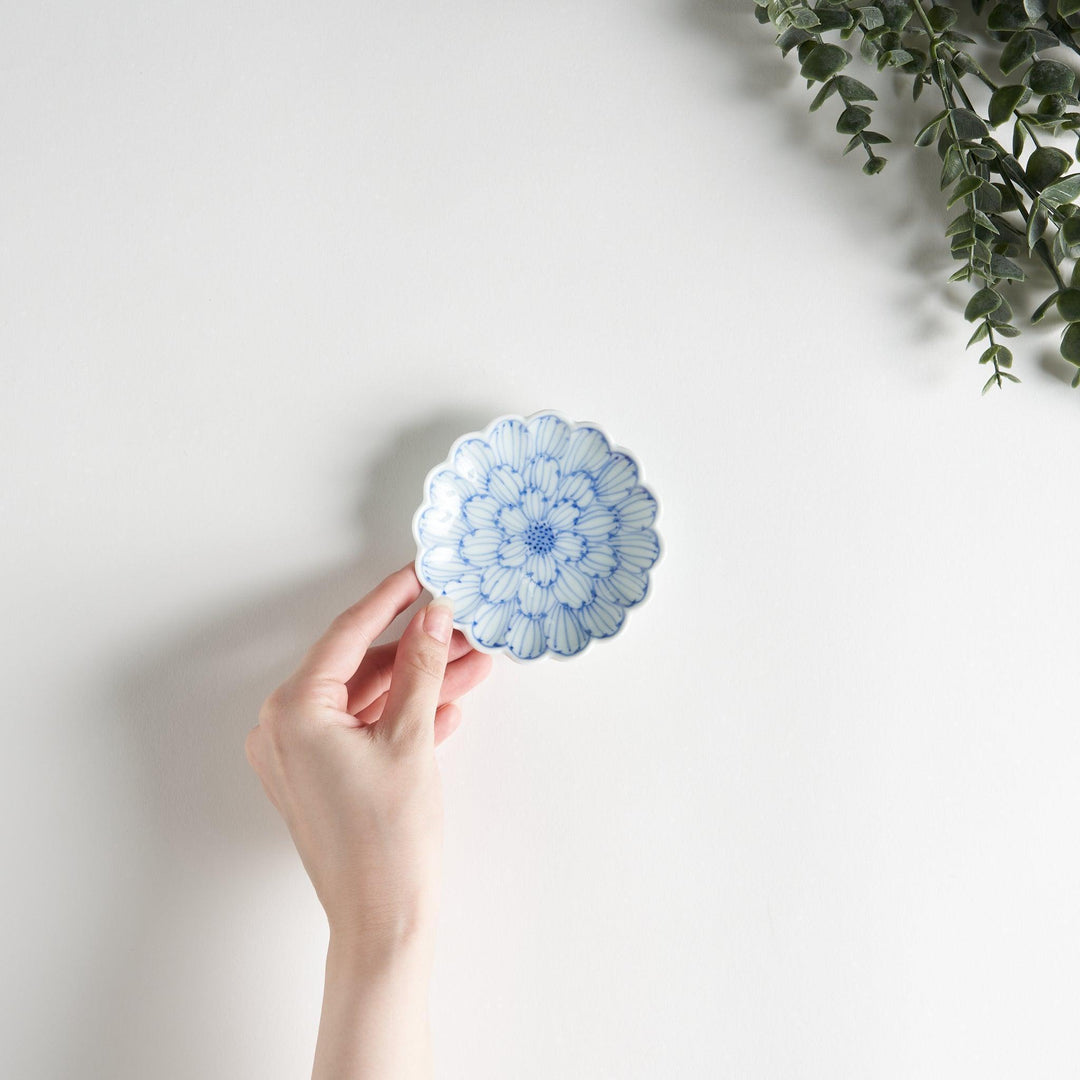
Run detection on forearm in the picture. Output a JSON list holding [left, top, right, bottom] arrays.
[[312, 932, 435, 1080]]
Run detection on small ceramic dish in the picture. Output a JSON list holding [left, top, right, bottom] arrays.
[[412, 410, 661, 661]]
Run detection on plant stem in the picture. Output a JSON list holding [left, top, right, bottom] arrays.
[[909, 0, 938, 51], [1042, 13, 1080, 58], [996, 167, 1068, 289], [985, 319, 1003, 389], [911, 0, 983, 281], [936, 41, 1043, 148], [910, 0, 969, 167], [911, 0, 1010, 387], [911, 0, 1067, 263]]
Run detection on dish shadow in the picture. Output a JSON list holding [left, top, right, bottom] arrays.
[[48, 404, 496, 1079]]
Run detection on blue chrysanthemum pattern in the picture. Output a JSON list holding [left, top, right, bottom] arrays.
[[414, 413, 660, 660]]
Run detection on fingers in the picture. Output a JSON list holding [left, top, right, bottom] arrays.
[[296, 565, 422, 685], [434, 702, 462, 747], [378, 599, 455, 745], [438, 646, 492, 703], [352, 645, 493, 726], [345, 629, 473, 715]]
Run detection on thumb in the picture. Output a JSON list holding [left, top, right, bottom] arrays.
[[380, 598, 455, 745]]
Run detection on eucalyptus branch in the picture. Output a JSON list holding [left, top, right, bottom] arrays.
[[756, 0, 1080, 391], [1041, 7, 1080, 58], [937, 38, 1044, 145]]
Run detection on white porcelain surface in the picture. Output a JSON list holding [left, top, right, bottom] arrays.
[[413, 411, 661, 660]]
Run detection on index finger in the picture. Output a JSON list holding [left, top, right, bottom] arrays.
[[296, 564, 424, 684]]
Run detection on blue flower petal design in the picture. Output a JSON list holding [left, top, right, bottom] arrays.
[[413, 411, 661, 661]]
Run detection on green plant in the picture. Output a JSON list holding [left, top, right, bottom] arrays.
[[755, 0, 1080, 392]]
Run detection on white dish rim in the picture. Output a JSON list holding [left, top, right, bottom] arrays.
[[410, 408, 664, 663]]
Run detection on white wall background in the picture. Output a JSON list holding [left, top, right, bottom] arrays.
[[4, 1, 1079, 1076]]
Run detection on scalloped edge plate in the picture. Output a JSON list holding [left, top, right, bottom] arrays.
[[411, 409, 663, 662]]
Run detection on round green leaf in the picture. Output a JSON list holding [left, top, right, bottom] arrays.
[[1026, 146, 1072, 188], [994, 182, 1019, 212], [988, 1, 1031, 30], [990, 252, 1025, 281], [813, 7, 852, 30], [1056, 226, 1070, 265], [1000, 30, 1035, 75], [790, 6, 820, 29], [809, 79, 838, 113], [1027, 204, 1049, 250], [1065, 216, 1080, 250], [1032, 290, 1061, 322], [949, 108, 989, 139], [836, 75, 877, 102], [902, 48, 928, 74], [914, 112, 946, 147], [1036, 93, 1067, 119], [928, 4, 959, 29], [1039, 174, 1080, 207], [837, 105, 872, 134], [946, 210, 975, 237], [1061, 321, 1080, 364], [1014, 119, 1027, 158], [965, 287, 1003, 321], [1028, 28, 1060, 50], [988, 84, 1030, 127], [880, 0, 914, 30], [800, 42, 850, 82], [777, 27, 813, 56], [883, 49, 915, 69], [974, 184, 1003, 213], [948, 174, 984, 208], [859, 5, 885, 30], [1026, 60, 1076, 96], [1057, 287, 1080, 321]]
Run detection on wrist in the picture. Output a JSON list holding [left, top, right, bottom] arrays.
[[327, 910, 436, 974], [316, 918, 434, 1080]]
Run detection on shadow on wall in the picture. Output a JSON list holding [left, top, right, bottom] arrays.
[[52, 405, 494, 1080], [1039, 342, 1080, 386], [677, 0, 1055, 352]]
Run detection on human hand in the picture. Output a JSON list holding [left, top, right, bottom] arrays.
[[244, 564, 492, 952], [245, 565, 493, 1078]]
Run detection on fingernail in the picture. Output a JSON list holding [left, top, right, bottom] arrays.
[[423, 598, 454, 644]]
